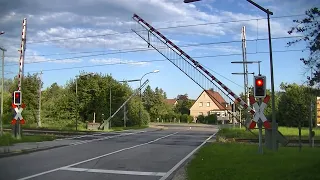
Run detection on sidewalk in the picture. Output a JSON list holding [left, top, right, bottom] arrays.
[[0, 128, 158, 158], [0, 137, 91, 158]]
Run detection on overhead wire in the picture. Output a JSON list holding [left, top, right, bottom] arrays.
[[3, 48, 307, 74], [8, 13, 305, 45], [6, 36, 303, 62], [4, 48, 307, 67]]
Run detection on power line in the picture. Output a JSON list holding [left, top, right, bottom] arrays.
[[4, 48, 307, 67], [3, 48, 306, 73], [6, 35, 304, 62], [22, 13, 305, 44]]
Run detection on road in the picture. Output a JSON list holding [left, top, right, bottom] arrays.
[[0, 125, 218, 180]]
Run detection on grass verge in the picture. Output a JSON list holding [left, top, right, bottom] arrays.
[[187, 143, 320, 180], [0, 133, 56, 147], [217, 126, 320, 140]]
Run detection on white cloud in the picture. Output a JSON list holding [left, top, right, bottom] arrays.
[[90, 58, 149, 66]]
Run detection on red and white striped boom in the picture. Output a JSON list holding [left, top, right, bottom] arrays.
[[132, 14, 255, 116]]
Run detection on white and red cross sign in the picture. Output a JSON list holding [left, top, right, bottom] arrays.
[[11, 103, 26, 125], [248, 95, 271, 129]]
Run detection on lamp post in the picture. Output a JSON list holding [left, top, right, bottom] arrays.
[[0, 31, 4, 36], [246, 0, 277, 151], [75, 72, 94, 131], [118, 79, 140, 127], [139, 70, 160, 125], [0, 46, 6, 136]]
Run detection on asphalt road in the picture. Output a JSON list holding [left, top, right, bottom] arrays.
[[0, 125, 218, 180]]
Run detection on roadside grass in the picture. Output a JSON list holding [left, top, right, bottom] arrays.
[[187, 143, 320, 180], [217, 126, 320, 140], [3, 124, 149, 132], [0, 133, 56, 146]]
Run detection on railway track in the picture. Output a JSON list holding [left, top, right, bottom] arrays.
[[235, 138, 320, 144], [3, 128, 100, 136]]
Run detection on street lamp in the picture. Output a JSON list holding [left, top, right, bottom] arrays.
[[0, 46, 6, 136], [246, 0, 277, 151], [0, 31, 4, 36], [75, 72, 94, 131], [139, 70, 160, 125]]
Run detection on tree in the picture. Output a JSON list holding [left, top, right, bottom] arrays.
[[174, 94, 193, 115], [288, 7, 320, 86], [277, 83, 317, 127]]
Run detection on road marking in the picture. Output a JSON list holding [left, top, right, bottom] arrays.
[[60, 167, 166, 177], [17, 132, 179, 180], [159, 132, 218, 180], [69, 131, 146, 146]]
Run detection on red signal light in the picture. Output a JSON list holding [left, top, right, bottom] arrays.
[[15, 92, 20, 98], [256, 79, 263, 87]]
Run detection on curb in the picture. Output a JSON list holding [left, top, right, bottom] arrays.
[[0, 144, 68, 159]]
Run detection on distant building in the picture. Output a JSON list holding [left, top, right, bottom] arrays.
[[189, 89, 234, 123], [164, 99, 178, 106]]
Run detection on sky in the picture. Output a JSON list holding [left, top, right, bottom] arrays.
[[0, 0, 319, 101]]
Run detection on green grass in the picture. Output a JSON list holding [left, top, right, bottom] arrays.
[[217, 126, 320, 140], [0, 133, 56, 146], [187, 143, 320, 180]]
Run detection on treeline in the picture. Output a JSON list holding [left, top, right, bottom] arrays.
[[2, 73, 319, 128], [1, 72, 195, 129]]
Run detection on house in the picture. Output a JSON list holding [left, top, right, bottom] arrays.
[[189, 89, 234, 123], [164, 99, 178, 106]]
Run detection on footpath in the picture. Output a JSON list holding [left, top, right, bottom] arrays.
[[0, 128, 155, 158]]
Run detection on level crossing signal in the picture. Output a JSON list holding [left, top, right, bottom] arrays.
[[13, 91, 22, 106], [253, 75, 266, 98]]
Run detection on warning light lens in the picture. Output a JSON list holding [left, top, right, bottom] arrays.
[[15, 92, 20, 98], [256, 79, 263, 87]]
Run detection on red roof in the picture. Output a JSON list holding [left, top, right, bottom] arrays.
[[164, 99, 177, 105], [204, 90, 232, 110]]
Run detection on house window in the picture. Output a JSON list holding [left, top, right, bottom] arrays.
[[206, 102, 210, 107], [198, 112, 203, 116], [199, 102, 203, 107]]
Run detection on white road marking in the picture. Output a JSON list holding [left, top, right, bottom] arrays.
[[60, 167, 166, 177], [69, 131, 146, 146], [159, 132, 218, 180], [17, 132, 179, 180]]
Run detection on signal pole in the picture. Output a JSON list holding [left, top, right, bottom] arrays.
[[14, 18, 27, 139]]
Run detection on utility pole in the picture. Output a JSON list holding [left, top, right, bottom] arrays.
[[0, 46, 6, 136], [241, 26, 250, 127], [37, 71, 43, 127]]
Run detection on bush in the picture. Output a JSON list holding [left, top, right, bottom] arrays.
[[205, 114, 217, 124], [187, 115, 194, 123], [197, 115, 205, 123], [180, 114, 189, 123]]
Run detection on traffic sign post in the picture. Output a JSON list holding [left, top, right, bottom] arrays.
[[11, 103, 26, 138], [249, 95, 271, 129], [249, 95, 271, 154]]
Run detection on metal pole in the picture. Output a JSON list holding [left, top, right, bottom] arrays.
[[267, 13, 277, 151], [38, 71, 42, 127], [75, 78, 78, 131], [0, 48, 5, 136], [258, 98, 263, 154], [139, 79, 142, 127], [109, 85, 112, 128], [309, 68, 313, 147]]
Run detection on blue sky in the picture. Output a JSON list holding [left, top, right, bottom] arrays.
[[0, 0, 318, 100]]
